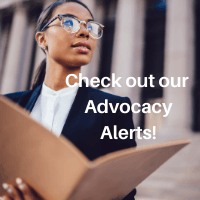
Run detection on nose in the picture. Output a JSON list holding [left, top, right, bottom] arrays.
[[76, 22, 89, 39]]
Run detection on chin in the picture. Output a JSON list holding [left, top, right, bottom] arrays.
[[57, 56, 91, 68], [72, 56, 92, 66], [65, 60, 90, 68]]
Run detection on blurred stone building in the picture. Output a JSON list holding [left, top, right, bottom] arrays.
[[0, 0, 200, 199]]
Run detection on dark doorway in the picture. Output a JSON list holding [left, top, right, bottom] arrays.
[[193, 0, 200, 131], [98, 0, 118, 88], [140, 0, 167, 128]]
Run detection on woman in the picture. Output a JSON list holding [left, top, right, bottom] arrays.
[[1, 0, 137, 199]]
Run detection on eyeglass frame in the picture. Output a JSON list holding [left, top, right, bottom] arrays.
[[40, 14, 105, 39]]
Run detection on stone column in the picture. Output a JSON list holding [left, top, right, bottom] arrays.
[[1, 4, 27, 94], [0, 14, 9, 89], [163, 0, 194, 130], [0, 23, 10, 89], [19, 20, 37, 91], [111, 0, 146, 126]]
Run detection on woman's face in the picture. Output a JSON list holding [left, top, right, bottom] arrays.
[[44, 2, 97, 67]]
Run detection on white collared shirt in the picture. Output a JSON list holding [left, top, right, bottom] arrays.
[[30, 83, 79, 137]]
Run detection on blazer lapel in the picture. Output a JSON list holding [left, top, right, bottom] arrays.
[[25, 82, 90, 139], [25, 85, 42, 112], [61, 81, 89, 138]]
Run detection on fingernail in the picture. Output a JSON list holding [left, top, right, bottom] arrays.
[[16, 178, 25, 190], [2, 183, 12, 194]]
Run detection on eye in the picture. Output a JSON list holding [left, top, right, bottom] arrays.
[[87, 23, 93, 31], [64, 18, 74, 27]]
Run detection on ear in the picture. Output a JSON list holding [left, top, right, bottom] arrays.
[[35, 32, 47, 49]]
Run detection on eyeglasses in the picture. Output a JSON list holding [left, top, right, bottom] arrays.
[[41, 14, 105, 39]]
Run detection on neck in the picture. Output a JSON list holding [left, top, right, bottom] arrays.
[[44, 58, 81, 91]]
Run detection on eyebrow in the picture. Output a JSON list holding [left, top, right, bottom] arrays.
[[62, 13, 94, 22]]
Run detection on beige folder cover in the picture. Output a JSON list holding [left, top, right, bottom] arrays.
[[0, 96, 190, 200]]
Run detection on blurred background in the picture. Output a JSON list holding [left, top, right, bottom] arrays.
[[0, 0, 199, 199]]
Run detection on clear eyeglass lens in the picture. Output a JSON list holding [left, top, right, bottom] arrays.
[[63, 17, 79, 33], [87, 22, 103, 38], [63, 17, 103, 39]]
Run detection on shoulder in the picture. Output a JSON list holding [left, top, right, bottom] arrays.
[[87, 86, 131, 104], [4, 90, 34, 104]]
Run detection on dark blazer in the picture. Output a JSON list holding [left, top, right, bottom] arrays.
[[5, 81, 137, 200]]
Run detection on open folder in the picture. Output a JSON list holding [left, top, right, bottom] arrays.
[[0, 96, 190, 200]]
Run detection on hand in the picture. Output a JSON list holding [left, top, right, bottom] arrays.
[[0, 178, 44, 200]]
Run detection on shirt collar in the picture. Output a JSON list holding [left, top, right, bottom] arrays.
[[41, 82, 79, 97]]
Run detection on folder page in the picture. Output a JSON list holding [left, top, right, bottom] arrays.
[[0, 96, 90, 200], [0, 96, 190, 200], [68, 140, 190, 200]]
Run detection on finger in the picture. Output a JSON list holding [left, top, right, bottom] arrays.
[[0, 195, 13, 200], [2, 183, 22, 200], [16, 178, 37, 200], [2, 184, 12, 195]]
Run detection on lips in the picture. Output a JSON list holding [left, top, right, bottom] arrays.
[[72, 41, 91, 52]]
